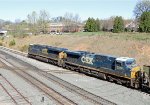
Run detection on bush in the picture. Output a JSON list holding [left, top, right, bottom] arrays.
[[9, 39, 16, 46]]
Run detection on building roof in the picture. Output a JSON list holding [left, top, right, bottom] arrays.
[[49, 23, 65, 27]]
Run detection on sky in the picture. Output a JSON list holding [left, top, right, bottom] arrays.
[[0, 0, 138, 22]]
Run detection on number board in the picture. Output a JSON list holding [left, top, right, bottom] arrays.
[[42, 49, 48, 54]]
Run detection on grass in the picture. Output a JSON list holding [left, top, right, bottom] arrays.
[[71, 31, 105, 36], [0, 42, 2, 46], [19, 45, 29, 52], [70, 32, 150, 41]]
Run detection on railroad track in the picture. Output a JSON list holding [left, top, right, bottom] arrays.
[[14, 70, 76, 105], [0, 46, 117, 105], [0, 46, 27, 57], [1, 59, 77, 105], [36, 69, 116, 105], [0, 74, 31, 105]]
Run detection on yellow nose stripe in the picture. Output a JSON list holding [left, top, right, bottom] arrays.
[[131, 66, 140, 78]]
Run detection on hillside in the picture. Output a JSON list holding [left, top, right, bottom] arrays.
[[1, 32, 150, 66]]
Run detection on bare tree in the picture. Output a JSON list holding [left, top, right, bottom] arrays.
[[73, 14, 81, 32], [101, 17, 115, 31], [134, 0, 150, 18], [63, 12, 81, 32], [38, 10, 50, 34], [27, 11, 38, 34]]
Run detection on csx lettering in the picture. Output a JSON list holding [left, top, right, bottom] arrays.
[[81, 56, 93, 65]]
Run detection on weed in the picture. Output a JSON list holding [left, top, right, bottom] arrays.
[[9, 39, 16, 46]]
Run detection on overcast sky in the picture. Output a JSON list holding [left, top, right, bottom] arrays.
[[0, 0, 138, 22]]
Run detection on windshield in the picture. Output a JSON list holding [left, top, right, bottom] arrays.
[[126, 59, 136, 68]]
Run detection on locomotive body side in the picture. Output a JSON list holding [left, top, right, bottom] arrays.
[[28, 44, 150, 90]]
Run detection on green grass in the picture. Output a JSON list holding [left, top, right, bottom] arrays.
[[70, 31, 105, 36], [70, 32, 150, 41]]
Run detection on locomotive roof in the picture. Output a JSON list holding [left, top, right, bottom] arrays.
[[86, 53, 117, 58], [47, 46, 68, 51], [65, 50, 86, 55], [76, 51, 90, 54], [116, 57, 135, 62], [31, 44, 67, 51], [31, 44, 49, 47]]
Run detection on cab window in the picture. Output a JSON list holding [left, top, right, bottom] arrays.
[[116, 61, 124, 70], [126, 59, 136, 68]]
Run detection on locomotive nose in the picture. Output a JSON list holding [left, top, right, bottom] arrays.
[[131, 66, 141, 78]]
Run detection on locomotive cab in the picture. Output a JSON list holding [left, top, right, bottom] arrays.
[[115, 57, 140, 78], [116, 57, 141, 88]]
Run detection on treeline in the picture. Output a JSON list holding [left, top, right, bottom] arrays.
[[0, 11, 81, 37], [0, 0, 149, 36], [84, 0, 150, 33], [84, 12, 150, 33], [84, 16, 124, 33]]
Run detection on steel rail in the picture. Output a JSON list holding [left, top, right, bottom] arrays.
[[36, 70, 116, 105], [13, 69, 77, 105], [1, 75, 32, 105], [0, 83, 18, 105], [0, 56, 77, 105]]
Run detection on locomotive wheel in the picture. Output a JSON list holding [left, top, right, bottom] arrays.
[[58, 59, 63, 67], [135, 83, 139, 89], [62, 62, 66, 68], [125, 81, 130, 87], [79, 68, 84, 73], [103, 74, 107, 80]]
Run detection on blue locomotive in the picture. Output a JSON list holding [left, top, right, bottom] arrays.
[[28, 44, 150, 90]]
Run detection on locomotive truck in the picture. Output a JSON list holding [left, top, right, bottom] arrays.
[[28, 44, 150, 91]]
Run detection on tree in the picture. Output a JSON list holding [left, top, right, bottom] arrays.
[[134, 0, 150, 19], [139, 12, 150, 32], [27, 10, 50, 34], [63, 12, 81, 32], [113, 16, 124, 33], [84, 17, 98, 32], [27, 11, 38, 34], [101, 16, 115, 31], [51, 16, 64, 23], [96, 18, 101, 31], [38, 10, 50, 34]]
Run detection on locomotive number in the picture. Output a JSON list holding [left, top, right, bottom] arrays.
[[42, 49, 48, 54]]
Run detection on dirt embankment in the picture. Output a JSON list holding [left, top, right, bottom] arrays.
[[1, 34, 150, 66]]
